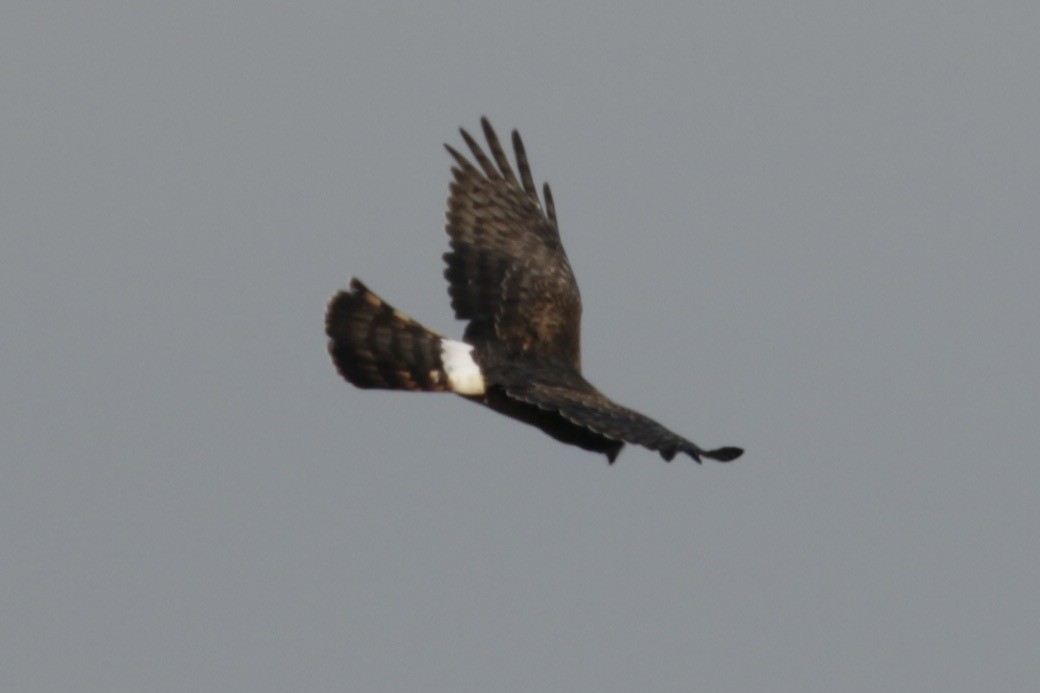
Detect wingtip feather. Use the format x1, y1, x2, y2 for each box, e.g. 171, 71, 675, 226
704, 446, 744, 462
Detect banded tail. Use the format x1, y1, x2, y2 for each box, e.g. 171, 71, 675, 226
325, 278, 485, 395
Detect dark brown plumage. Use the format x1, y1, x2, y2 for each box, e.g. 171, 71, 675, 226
326, 118, 743, 464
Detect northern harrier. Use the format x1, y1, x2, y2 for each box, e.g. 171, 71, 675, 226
325, 118, 743, 464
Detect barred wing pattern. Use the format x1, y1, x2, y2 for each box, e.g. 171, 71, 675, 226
444, 119, 582, 367
503, 382, 745, 464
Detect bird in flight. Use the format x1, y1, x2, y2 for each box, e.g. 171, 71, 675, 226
325, 118, 743, 464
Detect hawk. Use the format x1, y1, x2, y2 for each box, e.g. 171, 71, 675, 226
325, 118, 743, 464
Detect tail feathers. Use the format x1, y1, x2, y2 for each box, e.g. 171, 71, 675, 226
325, 278, 485, 394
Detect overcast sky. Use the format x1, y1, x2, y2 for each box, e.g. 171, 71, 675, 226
3, 3, 1038, 691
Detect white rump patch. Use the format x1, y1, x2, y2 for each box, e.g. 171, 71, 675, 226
440, 339, 486, 395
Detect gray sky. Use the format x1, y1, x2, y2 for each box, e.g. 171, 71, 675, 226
3, 3, 1038, 691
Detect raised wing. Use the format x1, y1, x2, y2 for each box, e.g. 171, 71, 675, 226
503, 381, 745, 463
443, 118, 583, 368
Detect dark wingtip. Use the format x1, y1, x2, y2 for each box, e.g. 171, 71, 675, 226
704, 446, 744, 462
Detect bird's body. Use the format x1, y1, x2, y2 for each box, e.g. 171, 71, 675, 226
325, 118, 743, 464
